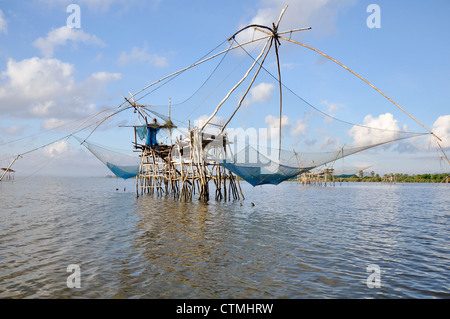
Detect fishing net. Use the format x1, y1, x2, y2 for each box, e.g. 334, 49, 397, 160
332, 166, 372, 178
75, 18, 436, 184
208, 133, 424, 186
75, 137, 140, 179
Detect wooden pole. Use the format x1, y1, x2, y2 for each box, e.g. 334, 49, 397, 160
0, 155, 20, 182
130, 35, 273, 102
273, 34, 283, 161
220, 38, 272, 133
277, 34, 441, 141
201, 37, 272, 130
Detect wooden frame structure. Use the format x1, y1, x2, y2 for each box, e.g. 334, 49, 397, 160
0, 155, 19, 182
0, 167, 15, 181
69, 5, 448, 202
298, 168, 335, 187
132, 121, 244, 201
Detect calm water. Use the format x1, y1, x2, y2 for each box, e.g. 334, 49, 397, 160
0, 177, 449, 299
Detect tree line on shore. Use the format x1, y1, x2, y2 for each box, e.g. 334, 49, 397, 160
338, 171, 450, 183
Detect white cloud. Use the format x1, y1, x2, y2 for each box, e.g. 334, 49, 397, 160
43, 140, 70, 158
0, 57, 74, 98
0, 125, 25, 136
41, 118, 75, 130
265, 114, 291, 141
0, 10, 7, 34
33, 26, 105, 58
430, 115, 450, 149
243, 82, 275, 107
348, 113, 406, 147
291, 113, 312, 145
320, 99, 343, 113
265, 114, 291, 128
319, 135, 341, 150
89, 72, 122, 82
291, 117, 308, 138
319, 100, 344, 123
38, 0, 149, 12
348, 114, 450, 154
0, 57, 121, 120
118, 46, 169, 67
194, 114, 225, 133
238, 0, 356, 42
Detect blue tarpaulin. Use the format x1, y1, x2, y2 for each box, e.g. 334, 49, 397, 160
145, 127, 160, 147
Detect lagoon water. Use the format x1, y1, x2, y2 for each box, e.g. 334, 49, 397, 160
0, 177, 449, 298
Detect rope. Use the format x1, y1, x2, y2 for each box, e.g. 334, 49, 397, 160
127, 36, 272, 104
273, 33, 450, 167
436, 141, 450, 166
0, 115, 113, 173
233, 37, 427, 136
220, 38, 273, 132
0, 117, 83, 147
275, 33, 441, 141
201, 37, 273, 130
136, 39, 231, 105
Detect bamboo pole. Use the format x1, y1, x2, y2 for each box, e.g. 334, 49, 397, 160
436, 141, 450, 167
220, 38, 272, 132
130, 36, 272, 103
264, 31, 442, 142
177, 143, 185, 200
0, 155, 20, 182
273, 34, 283, 160
201, 37, 272, 130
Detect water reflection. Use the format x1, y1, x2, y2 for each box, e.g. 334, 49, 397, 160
1, 178, 449, 298
129, 182, 450, 298
132, 197, 256, 298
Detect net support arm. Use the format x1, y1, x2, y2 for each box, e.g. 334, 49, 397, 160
0, 155, 20, 182
277, 34, 441, 142
201, 37, 272, 130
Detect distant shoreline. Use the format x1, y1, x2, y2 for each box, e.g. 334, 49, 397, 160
4, 173, 449, 184
290, 172, 450, 184
291, 180, 449, 184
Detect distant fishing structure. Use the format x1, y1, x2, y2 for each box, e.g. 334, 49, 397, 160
1, 6, 448, 200
0, 167, 16, 181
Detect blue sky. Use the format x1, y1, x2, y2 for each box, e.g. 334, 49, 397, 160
0, 0, 449, 178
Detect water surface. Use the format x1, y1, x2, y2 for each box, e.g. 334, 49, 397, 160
1, 177, 449, 298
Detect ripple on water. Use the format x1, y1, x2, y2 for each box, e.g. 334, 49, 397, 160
1, 179, 449, 298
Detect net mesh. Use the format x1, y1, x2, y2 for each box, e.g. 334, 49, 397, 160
74, 25, 434, 184
210, 133, 424, 186
75, 137, 139, 179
